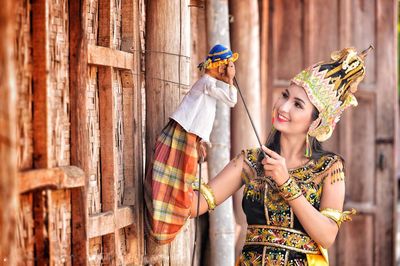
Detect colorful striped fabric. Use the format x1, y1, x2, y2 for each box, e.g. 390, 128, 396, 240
144, 119, 199, 244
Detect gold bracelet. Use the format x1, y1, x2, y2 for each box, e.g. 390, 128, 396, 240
277, 177, 302, 201
192, 181, 217, 211
320, 208, 356, 228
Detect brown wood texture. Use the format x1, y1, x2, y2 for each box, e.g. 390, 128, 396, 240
230, 0, 262, 259
69, 0, 90, 264
145, 1, 192, 265
31, 0, 48, 169
19, 166, 85, 193
15, 0, 33, 171
260, 0, 270, 140
77, 0, 144, 264
267, 0, 398, 265
230, 0, 262, 153
0, 0, 19, 264
18, 194, 35, 265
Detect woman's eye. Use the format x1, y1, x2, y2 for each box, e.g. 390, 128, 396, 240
282, 92, 288, 98
295, 102, 303, 109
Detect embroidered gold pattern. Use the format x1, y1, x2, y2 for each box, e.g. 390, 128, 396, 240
245, 225, 321, 254
278, 178, 303, 201
239, 148, 348, 265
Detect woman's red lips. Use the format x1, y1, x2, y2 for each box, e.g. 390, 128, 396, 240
276, 114, 289, 123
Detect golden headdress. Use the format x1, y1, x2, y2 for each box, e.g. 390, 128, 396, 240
291, 46, 373, 142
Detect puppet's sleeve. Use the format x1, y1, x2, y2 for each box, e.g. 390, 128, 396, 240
205, 81, 237, 107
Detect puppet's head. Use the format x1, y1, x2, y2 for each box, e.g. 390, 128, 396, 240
291, 45, 373, 142
198, 44, 239, 70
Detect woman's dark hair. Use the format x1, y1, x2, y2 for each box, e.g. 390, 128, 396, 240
262, 107, 335, 162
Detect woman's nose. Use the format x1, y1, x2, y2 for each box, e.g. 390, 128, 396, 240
279, 101, 291, 113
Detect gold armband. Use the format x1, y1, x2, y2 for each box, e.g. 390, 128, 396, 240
278, 177, 302, 201
192, 181, 217, 211
320, 208, 356, 228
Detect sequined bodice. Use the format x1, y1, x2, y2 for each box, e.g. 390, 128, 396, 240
239, 148, 341, 265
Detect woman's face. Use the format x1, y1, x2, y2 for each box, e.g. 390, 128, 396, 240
272, 83, 315, 136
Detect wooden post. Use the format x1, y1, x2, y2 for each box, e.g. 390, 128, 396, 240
145, 0, 192, 265
69, 0, 89, 264
230, 0, 262, 259
205, 1, 236, 265
0, 0, 18, 264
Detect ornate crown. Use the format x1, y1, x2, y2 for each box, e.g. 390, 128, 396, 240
291, 46, 373, 142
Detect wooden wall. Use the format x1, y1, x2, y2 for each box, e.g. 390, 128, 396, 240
13, 0, 145, 264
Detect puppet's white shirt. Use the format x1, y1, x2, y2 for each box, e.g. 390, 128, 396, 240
170, 74, 237, 143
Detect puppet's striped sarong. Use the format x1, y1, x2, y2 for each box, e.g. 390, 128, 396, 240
144, 119, 199, 244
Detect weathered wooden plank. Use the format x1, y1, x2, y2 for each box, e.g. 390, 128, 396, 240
69, 0, 89, 264
15, 0, 33, 171
97, 0, 119, 263
48, 189, 72, 265
33, 191, 48, 265
31, 0, 48, 169
260, 0, 270, 140
88, 45, 134, 69
88, 211, 114, 238
18, 194, 35, 265
47, 0, 71, 168
19, 166, 85, 193
87, 206, 135, 238
121, 1, 145, 264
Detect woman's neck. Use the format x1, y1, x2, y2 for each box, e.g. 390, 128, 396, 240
279, 133, 308, 167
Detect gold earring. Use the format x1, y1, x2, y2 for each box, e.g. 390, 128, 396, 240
305, 133, 312, 158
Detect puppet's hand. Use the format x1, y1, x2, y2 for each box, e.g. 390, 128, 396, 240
226, 61, 236, 79
221, 61, 235, 85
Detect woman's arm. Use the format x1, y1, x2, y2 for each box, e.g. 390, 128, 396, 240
287, 175, 344, 248
261, 146, 345, 249
190, 153, 248, 217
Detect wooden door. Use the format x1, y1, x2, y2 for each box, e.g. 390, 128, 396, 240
266, 0, 398, 265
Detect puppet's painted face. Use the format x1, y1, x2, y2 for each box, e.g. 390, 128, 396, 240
272, 83, 315, 136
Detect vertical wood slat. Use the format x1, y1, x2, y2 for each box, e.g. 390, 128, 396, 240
15, 0, 34, 171
69, 0, 89, 264
260, 0, 270, 140
31, 0, 48, 169
14, 1, 35, 264
97, 0, 120, 264
30, 2, 50, 264
375, 0, 397, 265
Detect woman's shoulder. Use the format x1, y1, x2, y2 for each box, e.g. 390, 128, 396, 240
313, 153, 344, 171
241, 148, 264, 177
312, 153, 345, 183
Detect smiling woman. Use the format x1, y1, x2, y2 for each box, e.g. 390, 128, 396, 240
189, 46, 372, 266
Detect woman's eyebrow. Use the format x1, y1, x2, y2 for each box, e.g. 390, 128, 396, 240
294, 97, 305, 105
287, 89, 306, 105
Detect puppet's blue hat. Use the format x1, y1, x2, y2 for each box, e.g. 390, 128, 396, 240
198, 44, 239, 70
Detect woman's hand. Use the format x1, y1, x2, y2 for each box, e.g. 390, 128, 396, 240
261, 146, 290, 186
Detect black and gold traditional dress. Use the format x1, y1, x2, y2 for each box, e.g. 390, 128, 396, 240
238, 148, 344, 266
